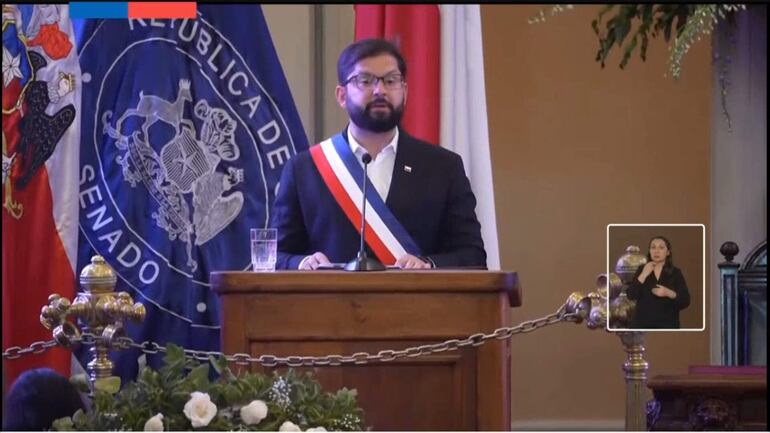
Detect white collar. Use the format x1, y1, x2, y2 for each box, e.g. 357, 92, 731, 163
347, 127, 399, 160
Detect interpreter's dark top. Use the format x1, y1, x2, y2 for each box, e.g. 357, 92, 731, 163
627, 265, 691, 329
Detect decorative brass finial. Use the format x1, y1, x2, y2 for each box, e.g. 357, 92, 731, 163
615, 245, 648, 284
561, 245, 648, 431
40, 255, 146, 389
79, 255, 118, 294
607, 245, 647, 328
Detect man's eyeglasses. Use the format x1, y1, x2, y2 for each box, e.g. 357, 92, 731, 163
344, 73, 405, 91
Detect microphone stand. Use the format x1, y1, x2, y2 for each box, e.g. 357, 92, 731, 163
345, 153, 386, 271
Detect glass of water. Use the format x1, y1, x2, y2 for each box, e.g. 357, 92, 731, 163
251, 228, 277, 272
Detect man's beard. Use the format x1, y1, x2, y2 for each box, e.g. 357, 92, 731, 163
347, 97, 405, 133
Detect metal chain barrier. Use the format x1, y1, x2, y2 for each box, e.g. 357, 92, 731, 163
3, 306, 579, 367
2, 339, 66, 359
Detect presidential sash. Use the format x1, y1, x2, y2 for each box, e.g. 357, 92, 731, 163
309, 133, 421, 264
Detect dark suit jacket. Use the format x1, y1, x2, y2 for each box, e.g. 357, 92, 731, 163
271, 129, 486, 269
627, 265, 691, 328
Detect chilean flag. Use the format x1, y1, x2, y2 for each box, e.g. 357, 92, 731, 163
2, 5, 81, 390
354, 5, 500, 270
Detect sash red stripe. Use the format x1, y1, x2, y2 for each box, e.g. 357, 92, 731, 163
310, 145, 396, 264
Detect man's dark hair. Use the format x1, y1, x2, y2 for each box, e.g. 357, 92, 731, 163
337, 38, 407, 85
2, 368, 86, 431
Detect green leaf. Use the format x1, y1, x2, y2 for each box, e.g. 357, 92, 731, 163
222, 385, 243, 406
52, 416, 74, 431
188, 363, 210, 388
69, 409, 89, 429
164, 343, 184, 363
661, 8, 676, 41
614, 24, 629, 48
94, 376, 121, 394
594, 4, 615, 28
620, 34, 638, 68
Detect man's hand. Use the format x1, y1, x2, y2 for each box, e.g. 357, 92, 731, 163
652, 284, 676, 299
299, 252, 331, 270
395, 254, 431, 269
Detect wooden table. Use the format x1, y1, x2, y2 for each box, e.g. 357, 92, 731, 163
647, 366, 767, 430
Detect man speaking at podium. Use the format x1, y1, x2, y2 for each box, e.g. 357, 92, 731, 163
271, 38, 486, 270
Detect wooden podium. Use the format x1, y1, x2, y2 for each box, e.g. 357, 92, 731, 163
211, 270, 520, 431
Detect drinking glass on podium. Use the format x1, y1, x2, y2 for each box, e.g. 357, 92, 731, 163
251, 228, 277, 272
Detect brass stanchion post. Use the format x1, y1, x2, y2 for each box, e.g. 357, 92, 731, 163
564, 245, 649, 431
40, 255, 146, 389
619, 331, 648, 431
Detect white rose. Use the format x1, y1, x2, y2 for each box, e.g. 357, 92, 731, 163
307, 427, 327, 432
143, 413, 164, 431
183, 392, 218, 428
279, 420, 302, 431
240, 399, 268, 425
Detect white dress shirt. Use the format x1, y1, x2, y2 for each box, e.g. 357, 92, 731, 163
347, 127, 399, 202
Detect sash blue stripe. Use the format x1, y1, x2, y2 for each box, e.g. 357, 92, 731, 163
330, 133, 421, 256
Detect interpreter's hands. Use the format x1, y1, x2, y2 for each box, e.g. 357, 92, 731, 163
299, 252, 331, 270
638, 261, 657, 282
395, 254, 431, 269
652, 284, 676, 299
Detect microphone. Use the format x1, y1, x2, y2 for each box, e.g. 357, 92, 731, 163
345, 153, 386, 271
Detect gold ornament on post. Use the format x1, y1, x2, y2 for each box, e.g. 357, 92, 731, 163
610, 245, 649, 431
611, 245, 647, 328
561, 245, 649, 431
40, 255, 145, 390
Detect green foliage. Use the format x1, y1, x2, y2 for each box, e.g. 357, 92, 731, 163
531, 4, 746, 80
590, 4, 746, 78
53, 344, 365, 431
591, 4, 695, 70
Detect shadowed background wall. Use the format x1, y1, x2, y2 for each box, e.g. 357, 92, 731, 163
481, 5, 711, 427
264, 4, 717, 428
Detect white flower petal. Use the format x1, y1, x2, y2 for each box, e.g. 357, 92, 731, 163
143, 413, 164, 431
240, 399, 269, 425
183, 392, 217, 428
279, 420, 302, 432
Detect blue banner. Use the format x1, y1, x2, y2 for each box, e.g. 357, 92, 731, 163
74, 6, 308, 380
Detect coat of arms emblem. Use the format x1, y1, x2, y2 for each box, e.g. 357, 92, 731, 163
102, 79, 244, 272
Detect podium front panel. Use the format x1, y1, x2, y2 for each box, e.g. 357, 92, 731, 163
212, 270, 519, 431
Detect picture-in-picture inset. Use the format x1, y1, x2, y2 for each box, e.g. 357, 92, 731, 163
607, 224, 705, 332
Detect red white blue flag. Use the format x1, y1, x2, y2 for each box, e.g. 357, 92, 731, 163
2, 4, 81, 389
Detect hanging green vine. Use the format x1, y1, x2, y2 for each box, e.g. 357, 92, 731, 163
532, 4, 746, 78
529, 4, 748, 132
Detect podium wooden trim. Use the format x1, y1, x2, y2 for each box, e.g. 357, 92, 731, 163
212, 270, 520, 431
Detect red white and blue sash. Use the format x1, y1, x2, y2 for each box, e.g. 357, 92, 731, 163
309, 133, 421, 265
